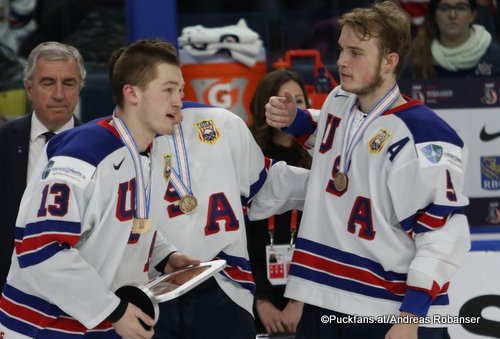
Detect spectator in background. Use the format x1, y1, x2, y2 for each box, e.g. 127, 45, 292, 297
18, 0, 125, 64
0, 0, 37, 83
399, 0, 497, 37
0, 0, 37, 54
0, 41, 85, 293
402, 0, 500, 78
246, 69, 312, 335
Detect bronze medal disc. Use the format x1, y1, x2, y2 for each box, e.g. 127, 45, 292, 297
333, 172, 348, 192
132, 218, 152, 234
179, 195, 198, 214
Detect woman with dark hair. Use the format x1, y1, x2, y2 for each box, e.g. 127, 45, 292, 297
250, 69, 312, 168
246, 69, 312, 335
403, 0, 500, 78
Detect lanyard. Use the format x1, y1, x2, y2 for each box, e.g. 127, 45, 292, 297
267, 209, 299, 248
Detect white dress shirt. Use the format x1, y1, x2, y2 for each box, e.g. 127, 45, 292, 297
27, 113, 75, 182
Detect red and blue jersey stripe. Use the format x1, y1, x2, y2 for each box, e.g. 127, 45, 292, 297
0, 284, 117, 338
15, 220, 81, 268
289, 237, 449, 305
216, 251, 255, 294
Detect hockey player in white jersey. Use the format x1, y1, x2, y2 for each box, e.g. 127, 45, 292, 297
152, 101, 309, 339
0, 39, 199, 339
265, 2, 470, 339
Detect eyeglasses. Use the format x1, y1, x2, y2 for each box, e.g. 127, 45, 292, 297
436, 3, 471, 13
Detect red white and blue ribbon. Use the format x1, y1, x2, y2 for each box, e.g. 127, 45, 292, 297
339, 83, 400, 175
169, 124, 194, 199
113, 114, 152, 219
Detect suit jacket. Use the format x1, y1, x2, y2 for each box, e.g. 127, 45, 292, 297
0, 114, 81, 292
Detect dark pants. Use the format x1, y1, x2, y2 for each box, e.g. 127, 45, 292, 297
153, 278, 255, 339
295, 304, 451, 339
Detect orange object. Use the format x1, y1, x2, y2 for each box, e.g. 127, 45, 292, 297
273, 50, 338, 108
181, 51, 266, 126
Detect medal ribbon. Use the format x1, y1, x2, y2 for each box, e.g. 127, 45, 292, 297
339, 83, 400, 174
112, 114, 152, 219
169, 124, 194, 199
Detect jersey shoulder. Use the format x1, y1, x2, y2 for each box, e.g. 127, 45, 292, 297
181, 101, 246, 129
182, 101, 243, 119
47, 117, 124, 166
389, 102, 464, 147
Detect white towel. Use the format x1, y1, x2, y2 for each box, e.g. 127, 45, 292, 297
179, 19, 262, 67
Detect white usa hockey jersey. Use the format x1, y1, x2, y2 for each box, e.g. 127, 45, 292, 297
284, 86, 470, 320
154, 102, 309, 316
0, 118, 176, 337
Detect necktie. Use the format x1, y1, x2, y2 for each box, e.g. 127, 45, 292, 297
42, 131, 55, 144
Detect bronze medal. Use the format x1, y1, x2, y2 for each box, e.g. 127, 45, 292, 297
179, 195, 198, 214
132, 218, 152, 234
333, 172, 348, 192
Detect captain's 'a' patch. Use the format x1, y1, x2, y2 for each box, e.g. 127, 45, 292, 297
195, 119, 220, 144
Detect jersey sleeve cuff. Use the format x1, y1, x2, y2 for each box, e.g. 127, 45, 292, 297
154, 251, 178, 273
283, 108, 314, 136
399, 288, 433, 317
106, 298, 128, 323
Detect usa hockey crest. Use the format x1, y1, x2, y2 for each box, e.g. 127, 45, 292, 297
196, 119, 220, 144
164, 154, 172, 182
368, 129, 390, 154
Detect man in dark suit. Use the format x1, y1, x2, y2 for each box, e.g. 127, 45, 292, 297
0, 41, 86, 292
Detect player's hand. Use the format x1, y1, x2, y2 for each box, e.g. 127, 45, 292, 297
112, 302, 155, 339
255, 299, 286, 334
384, 312, 418, 339
164, 252, 200, 273
265, 91, 297, 128
281, 299, 303, 333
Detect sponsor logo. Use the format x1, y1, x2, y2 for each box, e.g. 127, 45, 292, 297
196, 119, 220, 144
41, 160, 55, 180
420, 144, 443, 164
368, 128, 391, 154
192, 78, 248, 121
486, 201, 500, 224
113, 157, 125, 170
476, 62, 493, 77
480, 156, 500, 190
480, 83, 497, 105
480, 126, 500, 142
411, 84, 425, 103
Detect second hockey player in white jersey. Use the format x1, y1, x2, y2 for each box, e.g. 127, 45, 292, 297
265, 3, 470, 339
153, 101, 309, 338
